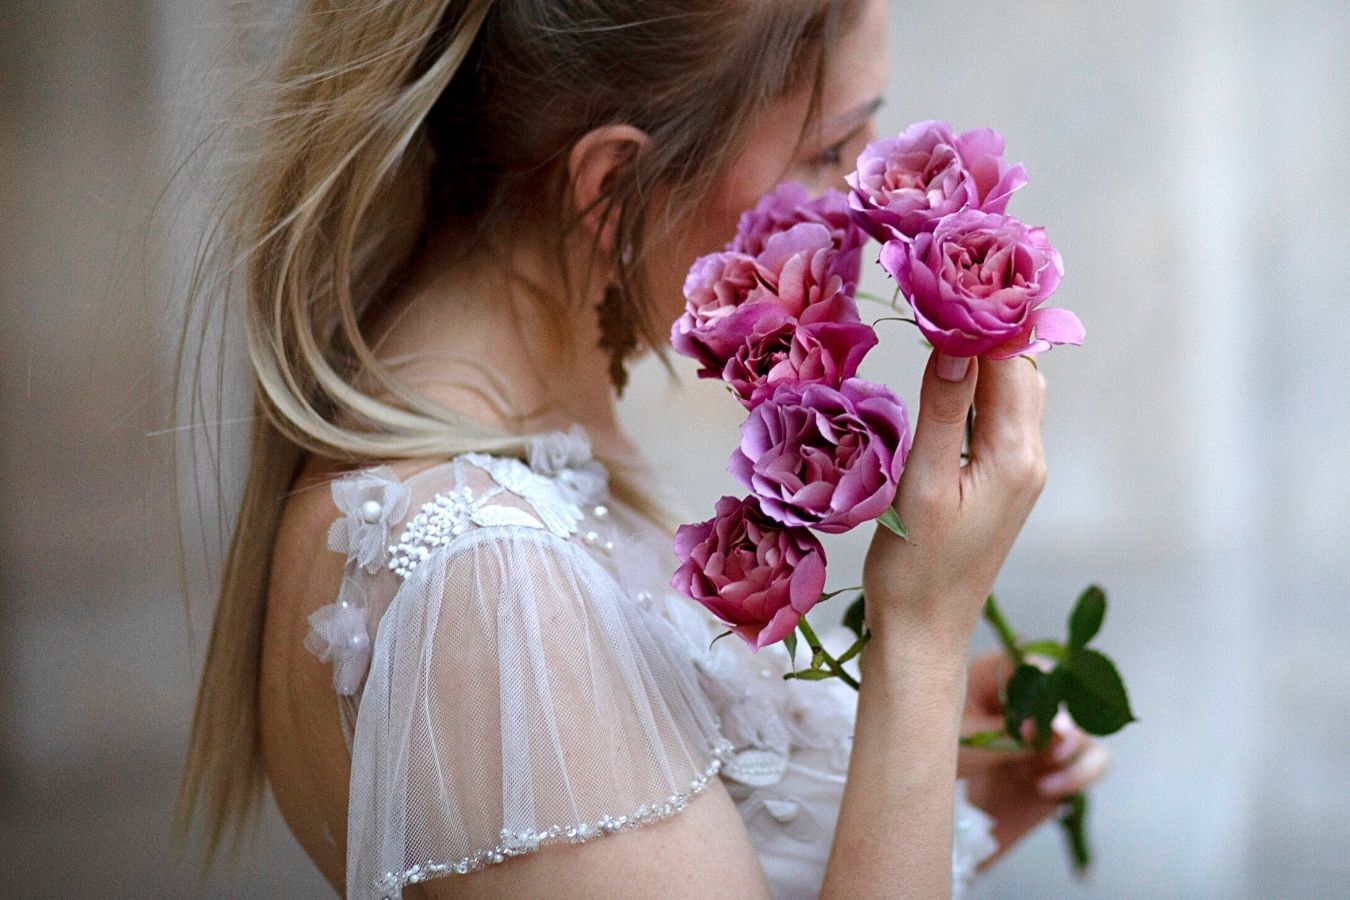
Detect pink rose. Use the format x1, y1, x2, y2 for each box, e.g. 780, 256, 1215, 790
847, 120, 1028, 241
729, 182, 866, 292
671, 494, 828, 650
720, 294, 878, 409
671, 222, 856, 371
729, 378, 912, 534
880, 208, 1082, 358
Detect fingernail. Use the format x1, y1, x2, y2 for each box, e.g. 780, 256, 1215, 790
936, 352, 970, 382
1037, 772, 1068, 796
1052, 729, 1081, 763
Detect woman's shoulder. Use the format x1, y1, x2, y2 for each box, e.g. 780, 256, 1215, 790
316, 427, 612, 572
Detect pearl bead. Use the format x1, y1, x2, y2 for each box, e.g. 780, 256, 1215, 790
592, 504, 609, 519
359, 499, 384, 523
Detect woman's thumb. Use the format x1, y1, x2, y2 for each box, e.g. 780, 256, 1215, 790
905, 350, 977, 484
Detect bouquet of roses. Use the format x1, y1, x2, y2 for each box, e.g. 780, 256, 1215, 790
669, 121, 1135, 875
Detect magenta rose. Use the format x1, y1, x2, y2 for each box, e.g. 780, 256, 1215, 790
671, 494, 828, 650
846, 120, 1028, 241
880, 208, 1082, 358
720, 294, 878, 408
671, 222, 857, 371
729, 182, 866, 292
728, 378, 911, 534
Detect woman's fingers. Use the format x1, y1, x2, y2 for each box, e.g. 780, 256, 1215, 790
970, 354, 1046, 472
901, 349, 978, 491
1037, 740, 1112, 798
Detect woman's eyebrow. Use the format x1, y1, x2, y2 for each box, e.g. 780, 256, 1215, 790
825, 95, 885, 133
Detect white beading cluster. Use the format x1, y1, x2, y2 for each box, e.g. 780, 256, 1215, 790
385, 486, 490, 579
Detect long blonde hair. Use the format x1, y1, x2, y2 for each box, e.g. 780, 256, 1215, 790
173, 0, 860, 870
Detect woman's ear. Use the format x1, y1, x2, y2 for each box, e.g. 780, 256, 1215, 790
568, 124, 649, 254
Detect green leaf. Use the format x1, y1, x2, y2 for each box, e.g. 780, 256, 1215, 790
1068, 585, 1107, 650
959, 730, 1022, 751
842, 594, 866, 639
1004, 663, 1048, 745
877, 507, 907, 539
1063, 648, 1137, 736
784, 668, 836, 681
1032, 667, 1067, 751
818, 585, 864, 602
783, 631, 798, 668
811, 648, 826, 669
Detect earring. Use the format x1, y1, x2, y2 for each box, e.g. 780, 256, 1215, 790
596, 277, 639, 395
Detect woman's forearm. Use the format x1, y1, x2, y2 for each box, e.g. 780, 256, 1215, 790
821, 627, 970, 899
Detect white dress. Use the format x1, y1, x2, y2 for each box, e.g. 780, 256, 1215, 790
302, 428, 998, 899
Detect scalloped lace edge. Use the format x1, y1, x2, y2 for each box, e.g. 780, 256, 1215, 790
371, 739, 737, 898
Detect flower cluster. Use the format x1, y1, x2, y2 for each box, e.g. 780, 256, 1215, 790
667, 127, 1122, 878
849, 120, 1083, 359
669, 185, 910, 649
669, 122, 1085, 652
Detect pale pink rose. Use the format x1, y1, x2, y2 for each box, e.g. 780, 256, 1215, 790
729, 182, 866, 292
671, 222, 857, 372
847, 120, 1028, 241
881, 208, 1082, 358
671, 494, 828, 650
720, 294, 878, 409
729, 378, 911, 534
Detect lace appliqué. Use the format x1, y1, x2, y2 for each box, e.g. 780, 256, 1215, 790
307, 466, 410, 702
306, 434, 611, 703
302, 567, 372, 697
386, 452, 597, 580
373, 738, 736, 899
326, 465, 411, 574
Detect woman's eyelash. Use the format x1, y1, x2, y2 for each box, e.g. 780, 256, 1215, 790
815, 141, 846, 167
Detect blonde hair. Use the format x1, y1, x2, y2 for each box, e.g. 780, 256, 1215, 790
173, 0, 860, 871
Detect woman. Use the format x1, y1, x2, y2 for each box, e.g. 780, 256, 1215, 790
174, 0, 1111, 897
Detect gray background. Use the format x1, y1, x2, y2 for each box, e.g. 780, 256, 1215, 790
2, 1, 1347, 897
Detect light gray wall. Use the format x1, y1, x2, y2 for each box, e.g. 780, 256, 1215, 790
1, 1, 1346, 897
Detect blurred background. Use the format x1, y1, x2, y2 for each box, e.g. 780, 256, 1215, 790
2, 0, 1347, 897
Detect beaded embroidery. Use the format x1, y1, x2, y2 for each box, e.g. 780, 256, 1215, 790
373, 738, 736, 898
384, 454, 594, 580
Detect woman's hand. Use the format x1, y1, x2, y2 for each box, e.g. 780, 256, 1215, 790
862, 350, 1047, 646
958, 650, 1113, 872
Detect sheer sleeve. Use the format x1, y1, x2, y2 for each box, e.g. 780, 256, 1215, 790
344, 506, 734, 898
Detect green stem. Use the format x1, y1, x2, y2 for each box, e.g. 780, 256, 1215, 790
983, 594, 1025, 665
796, 617, 861, 690
1061, 792, 1091, 875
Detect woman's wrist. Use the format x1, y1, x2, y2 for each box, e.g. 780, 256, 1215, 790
860, 625, 969, 694
864, 598, 978, 666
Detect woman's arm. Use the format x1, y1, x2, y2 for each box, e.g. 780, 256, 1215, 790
822, 349, 1048, 898
421, 350, 1043, 899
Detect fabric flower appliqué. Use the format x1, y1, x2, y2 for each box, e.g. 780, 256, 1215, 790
327, 465, 411, 574
303, 567, 372, 696
525, 425, 609, 507
525, 424, 592, 475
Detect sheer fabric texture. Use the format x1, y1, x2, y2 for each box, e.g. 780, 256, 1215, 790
304, 427, 998, 899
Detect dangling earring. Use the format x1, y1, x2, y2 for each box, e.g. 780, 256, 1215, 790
597, 278, 638, 395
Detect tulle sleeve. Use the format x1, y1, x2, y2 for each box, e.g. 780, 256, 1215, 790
344, 517, 734, 899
